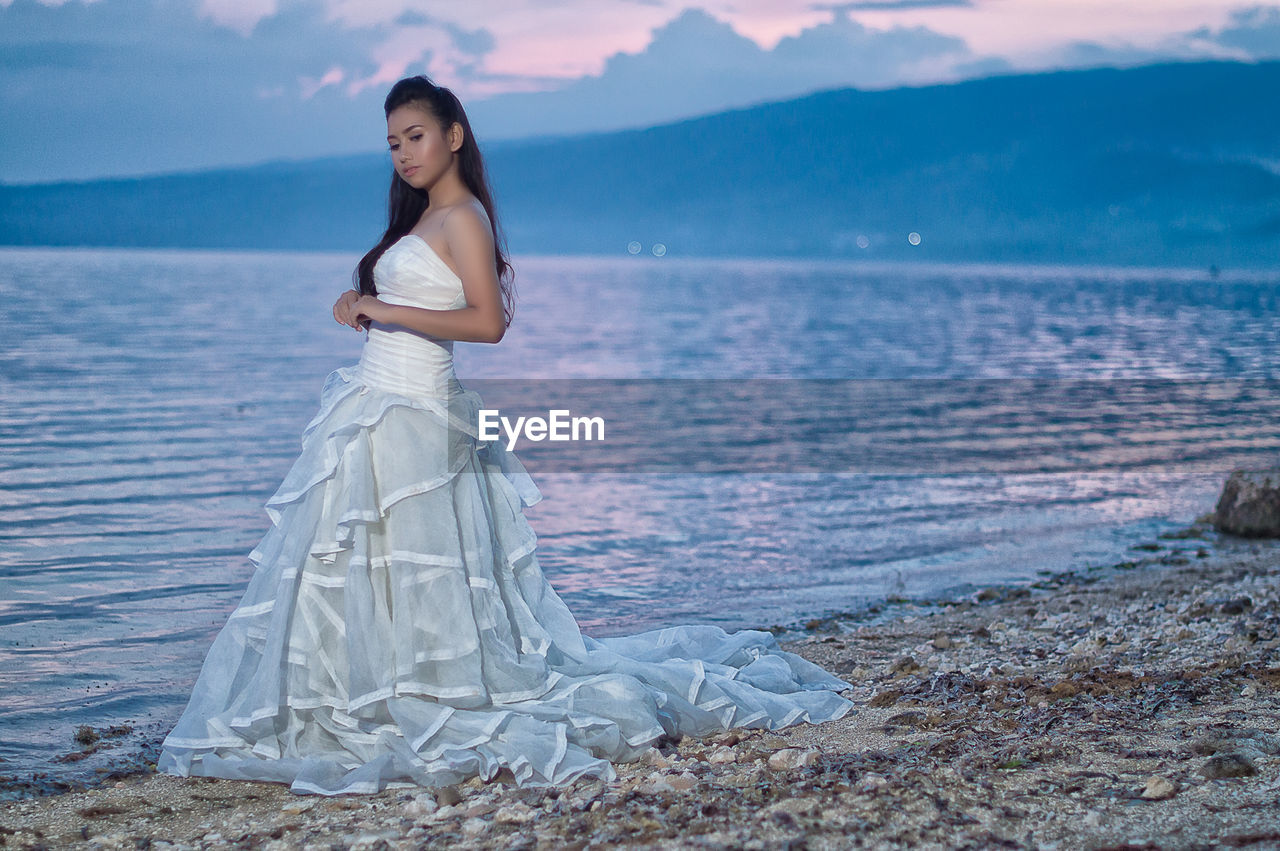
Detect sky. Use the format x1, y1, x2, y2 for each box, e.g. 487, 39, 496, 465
2, 0, 1278, 183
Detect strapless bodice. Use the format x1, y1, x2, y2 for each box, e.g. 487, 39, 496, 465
357, 234, 468, 398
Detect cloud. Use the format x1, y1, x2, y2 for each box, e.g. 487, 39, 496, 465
950, 55, 1016, 77
299, 65, 345, 99
0, 0, 1017, 181
464, 6, 986, 139
195, 0, 279, 38
771, 8, 972, 87
1035, 4, 1280, 71
339, 11, 499, 98
815, 0, 975, 9
1185, 4, 1280, 59
0, 0, 394, 181
4, 0, 1268, 184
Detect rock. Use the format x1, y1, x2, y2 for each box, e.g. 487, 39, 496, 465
1213, 468, 1280, 537
855, 772, 888, 793
767, 747, 820, 770
668, 771, 699, 790
762, 798, 815, 821
623, 815, 665, 834
707, 745, 737, 764
932, 633, 953, 649
1220, 596, 1253, 615
1238, 728, 1280, 755
889, 655, 920, 674
670, 767, 701, 788
1190, 735, 1229, 755
639, 747, 670, 769
400, 793, 438, 819
1049, 680, 1079, 699
1190, 735, 1267, 761
460, 816, 491, 836
868, 688, 903, 707
324, 797, 364, 811
805, 616, 841, 633
574, 778, 607, 800
883, 710, 929, 730
1069, 636, 1101, 656
638, 774, 676, 794
494, 802, 536, 824
1140, 775, 1177, 800
1200, 753, 1257, 779
430, 804, 460, 820
435, 785, 463, 807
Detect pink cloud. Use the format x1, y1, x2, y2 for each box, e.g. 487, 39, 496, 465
299, 64, 344, 99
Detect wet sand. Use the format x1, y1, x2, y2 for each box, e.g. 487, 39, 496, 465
3, 517, 1278, 849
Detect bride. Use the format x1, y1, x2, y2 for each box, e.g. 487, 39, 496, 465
156, 74, 855, 797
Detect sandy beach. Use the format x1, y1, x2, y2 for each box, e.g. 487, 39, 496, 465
2, 514, 1278, 850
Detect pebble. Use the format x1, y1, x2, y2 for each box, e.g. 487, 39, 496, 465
3, 527, 1276, 851
429, 803, 459, 821
767, 747, 820, 770
460, 816, 491, 836
707, 745, 737, 764
399, 793, 437, 819
639, 746, 670, 768
669, 771, 699, 790
1140, 775, 1177, 800
856, 772, 888, 793
1200, 753, 1258, 779
493, 802, 536, 824
464, 801, 495, 818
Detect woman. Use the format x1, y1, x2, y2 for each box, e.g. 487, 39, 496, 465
157, 74, 855, 797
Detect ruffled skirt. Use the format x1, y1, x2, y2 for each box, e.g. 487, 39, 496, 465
156, 365, 855, 795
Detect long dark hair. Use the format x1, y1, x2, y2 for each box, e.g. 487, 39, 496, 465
352, 75, 515, 328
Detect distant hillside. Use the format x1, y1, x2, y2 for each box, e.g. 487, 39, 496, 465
2, 59, 1278, 269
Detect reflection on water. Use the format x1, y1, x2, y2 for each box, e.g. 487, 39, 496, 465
1, 245, 1277, 797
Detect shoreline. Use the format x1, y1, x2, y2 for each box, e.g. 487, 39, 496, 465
2, 518, 1278, 849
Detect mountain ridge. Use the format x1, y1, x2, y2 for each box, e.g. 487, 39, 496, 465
3, 59, 1277, 268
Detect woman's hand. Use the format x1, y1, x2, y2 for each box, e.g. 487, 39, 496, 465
333, 290, 364, 330
349, 295, 385, 329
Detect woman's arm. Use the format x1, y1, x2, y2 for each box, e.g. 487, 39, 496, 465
363, 302, 504, 343
352, 205, 506, 343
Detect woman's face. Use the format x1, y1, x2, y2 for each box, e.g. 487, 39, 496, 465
387, 104, 456, 188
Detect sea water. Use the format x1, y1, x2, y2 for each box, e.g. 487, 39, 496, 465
0, 245, 1277, 796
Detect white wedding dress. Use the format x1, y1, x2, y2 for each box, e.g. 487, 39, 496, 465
156, 233, 855, 796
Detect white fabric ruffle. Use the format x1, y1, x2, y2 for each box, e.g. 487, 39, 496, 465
157, 364, 855, 796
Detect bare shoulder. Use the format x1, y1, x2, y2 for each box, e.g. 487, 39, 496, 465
443, 199, 493, 244
439, 200, 497, 286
